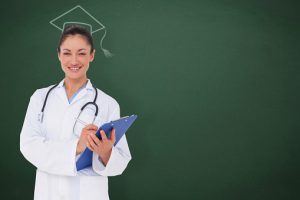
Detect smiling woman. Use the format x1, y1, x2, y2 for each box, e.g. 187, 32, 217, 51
20, 25, 132, 200
57, 26, 95, 97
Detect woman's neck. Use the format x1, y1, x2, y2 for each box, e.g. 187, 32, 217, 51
64, 77, 88, 94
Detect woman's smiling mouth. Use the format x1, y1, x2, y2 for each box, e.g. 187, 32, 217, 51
68, 66, 82, 72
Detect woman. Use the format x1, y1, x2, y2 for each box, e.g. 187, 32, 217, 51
20, 25, 131, 200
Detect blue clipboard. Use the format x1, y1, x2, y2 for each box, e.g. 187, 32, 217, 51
76, 114, 137, 171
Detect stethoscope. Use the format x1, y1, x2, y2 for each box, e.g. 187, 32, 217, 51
38, 83, 99, 132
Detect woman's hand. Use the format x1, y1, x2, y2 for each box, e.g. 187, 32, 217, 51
76, 124, 98, 155
86, 129, 116, 166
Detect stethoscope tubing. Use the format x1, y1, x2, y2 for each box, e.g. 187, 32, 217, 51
39, 83, 99, 123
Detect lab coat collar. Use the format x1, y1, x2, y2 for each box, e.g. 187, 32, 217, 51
55, 79, 95, 105
56, 79, 94, 91
85, 79, 94, 91
56, 79, 64, 88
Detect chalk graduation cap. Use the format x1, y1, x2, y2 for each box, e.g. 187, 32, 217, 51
50, 5, 113, 58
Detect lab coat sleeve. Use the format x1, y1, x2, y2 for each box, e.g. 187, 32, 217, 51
20, 90, 78, 176
92, 102, 132, 176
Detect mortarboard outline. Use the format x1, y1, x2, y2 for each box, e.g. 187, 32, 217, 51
50, 5, 113, 58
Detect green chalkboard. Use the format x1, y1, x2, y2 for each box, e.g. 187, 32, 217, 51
0, 0, 299, 199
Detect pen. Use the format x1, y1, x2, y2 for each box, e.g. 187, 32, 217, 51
75, 118, 88, 126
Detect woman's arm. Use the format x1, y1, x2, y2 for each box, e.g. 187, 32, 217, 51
20, 90, 78, 176
92, 102, 132, 176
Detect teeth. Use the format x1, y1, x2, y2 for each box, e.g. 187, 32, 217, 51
70, 67, 79, 70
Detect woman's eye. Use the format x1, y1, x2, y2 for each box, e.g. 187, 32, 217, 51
79, 53, 86, 56
63, 53, 71, 55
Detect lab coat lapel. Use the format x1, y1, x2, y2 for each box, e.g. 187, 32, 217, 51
55, 80, 69, 105
70, 89, 89, 104
69, 79, 94, 105
53, 79, 94, 105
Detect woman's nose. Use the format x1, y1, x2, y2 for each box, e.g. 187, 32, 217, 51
71, 55, 79, 65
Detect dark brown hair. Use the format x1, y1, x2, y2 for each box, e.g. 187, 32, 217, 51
57, 24, 94, 53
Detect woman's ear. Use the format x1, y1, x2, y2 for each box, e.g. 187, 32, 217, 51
90, 49, 95, 62
57, 51, 61, 62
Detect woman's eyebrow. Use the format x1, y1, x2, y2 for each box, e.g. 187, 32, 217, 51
62, 49, 87, 52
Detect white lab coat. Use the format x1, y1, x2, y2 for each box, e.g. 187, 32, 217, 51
20, 79, 131, 200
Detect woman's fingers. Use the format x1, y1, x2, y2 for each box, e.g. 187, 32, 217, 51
84, 127, 116, 155
111, 129, 116, 143
87, 130, 97, 135
81, 124, 98, 137
100, 129, 116, 141
86, 141, 93, 151
100, 130, 108, 141
87, 135, 97, 149
86, 129, 115, 152
100, 129, 116, 144
84, 124, 98, 131
90, 133, 101, 145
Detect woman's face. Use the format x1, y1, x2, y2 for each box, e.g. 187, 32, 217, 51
58, 34, 95, 81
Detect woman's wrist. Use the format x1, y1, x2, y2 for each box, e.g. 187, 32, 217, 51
76, 142, 84, 155
98, 149, 112, 166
